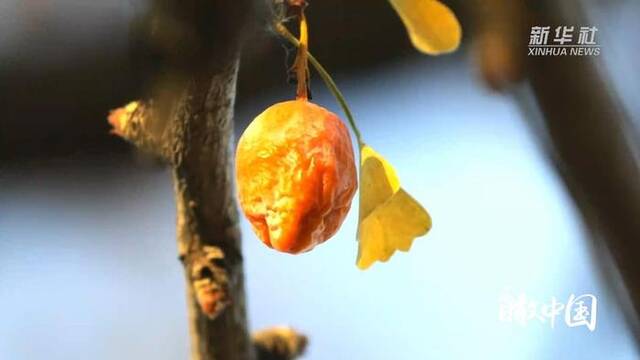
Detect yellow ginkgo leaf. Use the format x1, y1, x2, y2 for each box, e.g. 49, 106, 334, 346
357, 145, 432, 270
388, 0, 462, 55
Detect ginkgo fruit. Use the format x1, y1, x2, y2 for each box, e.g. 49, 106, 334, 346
236, 99, 357, 254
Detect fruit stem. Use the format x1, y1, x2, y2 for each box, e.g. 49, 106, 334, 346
294, 12, 309, 100
276, 22, 365, 148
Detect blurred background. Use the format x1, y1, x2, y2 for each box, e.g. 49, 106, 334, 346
1, 0, 639, 359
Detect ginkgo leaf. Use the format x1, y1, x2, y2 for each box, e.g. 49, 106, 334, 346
357, 145, 432, 270
388, 0, 462, 55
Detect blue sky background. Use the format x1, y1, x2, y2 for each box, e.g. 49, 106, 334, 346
2, 0, 640, 357
2, 50, 638, 359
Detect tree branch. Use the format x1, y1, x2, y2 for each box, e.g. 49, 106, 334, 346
109, 0, 307, 359
253, 327, 308, 360
108, 100, 171, 160
171, 58, 253, 360
525, 2, 640, 338
469, 0, 640, 340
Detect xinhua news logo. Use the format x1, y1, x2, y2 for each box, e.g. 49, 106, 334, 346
528, 26, 600, 56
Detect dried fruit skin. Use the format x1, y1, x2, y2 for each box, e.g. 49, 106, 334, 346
236, 99, 357, 254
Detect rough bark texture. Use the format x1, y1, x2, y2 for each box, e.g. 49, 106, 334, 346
148, 1, 255, 358
110, 1, 308, 359
171, 60, 253, 360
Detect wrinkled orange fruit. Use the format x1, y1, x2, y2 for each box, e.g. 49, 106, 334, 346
236, 99, 357, 254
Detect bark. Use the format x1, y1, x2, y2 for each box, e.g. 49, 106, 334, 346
111, 0, 307, 359
171, 58, 252, 360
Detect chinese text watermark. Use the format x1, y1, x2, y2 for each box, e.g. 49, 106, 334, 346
528, 26, 600, 56
499, 292, 597, 331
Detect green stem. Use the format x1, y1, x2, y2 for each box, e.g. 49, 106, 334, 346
276, 23, 365, 148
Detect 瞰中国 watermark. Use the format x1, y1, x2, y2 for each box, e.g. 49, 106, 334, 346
499, 292, 597, 331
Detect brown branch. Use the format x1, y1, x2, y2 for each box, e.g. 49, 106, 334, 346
524, 1, 640, 337
469, 0, 640, 341
253, 327, 308, 360
468, 0, 526, 91
108, 100, 172, 159
170, 58, 255, 360
109, 0, 308, 359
